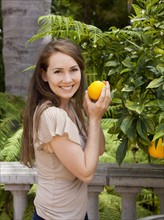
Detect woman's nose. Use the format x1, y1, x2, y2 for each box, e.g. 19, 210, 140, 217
63, 73, 72, 82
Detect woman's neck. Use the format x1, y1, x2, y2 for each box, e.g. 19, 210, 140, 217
60, 99, 70, 111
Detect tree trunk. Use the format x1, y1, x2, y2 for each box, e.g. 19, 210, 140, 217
1, 0, 52, 97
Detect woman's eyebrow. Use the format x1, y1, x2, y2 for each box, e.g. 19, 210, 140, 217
52, 67, 63, 70
70, 65, 78, 68
51, 65, 78, 70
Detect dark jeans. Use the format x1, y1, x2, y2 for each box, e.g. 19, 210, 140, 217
32, 209, 89, 220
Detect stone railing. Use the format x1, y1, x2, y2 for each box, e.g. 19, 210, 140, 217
0, 162, 164, 220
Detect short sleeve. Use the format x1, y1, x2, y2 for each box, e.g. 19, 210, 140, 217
36, 107, 81, 148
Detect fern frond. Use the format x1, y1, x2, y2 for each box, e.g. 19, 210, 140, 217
0, 92, 25, 156
99, 191, 121, 220
22, 65, 36, 73
0, 185, 13, 219
0, 116, 18, 146
0, 128, 23, 161
27, 15, 102, 46
0, 92, 25, 120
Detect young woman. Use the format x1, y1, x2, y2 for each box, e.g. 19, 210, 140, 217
21, 38, 111, 220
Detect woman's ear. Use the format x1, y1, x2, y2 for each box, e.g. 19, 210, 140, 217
41, 70, 48, 82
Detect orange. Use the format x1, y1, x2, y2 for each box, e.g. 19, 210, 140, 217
88, 81, 105, 100
148, 138, 164, 159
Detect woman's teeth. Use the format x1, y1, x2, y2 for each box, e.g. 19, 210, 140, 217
61, 86, 73, 90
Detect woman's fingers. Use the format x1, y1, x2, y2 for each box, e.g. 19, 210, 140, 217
83, 91, 90, 115
97, 81, 112, 108
106, 83, 112, 106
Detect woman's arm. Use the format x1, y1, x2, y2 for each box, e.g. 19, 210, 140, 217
99, 126, 105, 155
49, 118, 102, 183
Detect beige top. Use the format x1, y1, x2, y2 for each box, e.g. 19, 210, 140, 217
33, 103, 88, 220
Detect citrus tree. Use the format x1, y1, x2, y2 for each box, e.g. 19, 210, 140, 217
28, 0, 164, 164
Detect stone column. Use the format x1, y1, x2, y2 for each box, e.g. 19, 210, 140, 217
154, 188, 164, 214
116, 186, 141, 220
87, 185, 104, 220
5, 184, 30, 220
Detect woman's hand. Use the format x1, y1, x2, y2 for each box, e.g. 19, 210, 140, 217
83, 81, 112, 120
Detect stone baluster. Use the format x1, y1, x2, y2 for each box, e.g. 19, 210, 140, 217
87, 185, 104, 220
116, 186, 141, 220
5, 184, 30, 220
154, 188, 164, 214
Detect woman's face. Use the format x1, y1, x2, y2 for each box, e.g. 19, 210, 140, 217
42, 52, 81, 104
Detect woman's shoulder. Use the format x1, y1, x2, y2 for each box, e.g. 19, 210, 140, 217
34, 101, 81, 145
33, 101, 68, 132
37, 101, 67, 118
41, 107, 67, 123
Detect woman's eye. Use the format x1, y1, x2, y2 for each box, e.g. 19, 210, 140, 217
71, 68, 78, 72
54, 70, 61, 74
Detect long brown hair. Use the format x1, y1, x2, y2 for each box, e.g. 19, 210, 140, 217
21, 38, 87, 167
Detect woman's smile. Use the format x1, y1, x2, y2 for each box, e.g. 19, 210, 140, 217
60, 85, 74, 91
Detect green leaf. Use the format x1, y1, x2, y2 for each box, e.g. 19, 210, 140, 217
138, 136, 150, 148
116, 138, 128, 165
153, 132, 164, 141
105, 61, 119, 67
136, 118, 151, 145
111, 98, 122, 104
156, 63, 164, 74
127, 119, 137, 140
122, 85, 134, 92
159, 112, 164, 123
108, 68, 117, 76
141, 117, 155, 134
120, 115, 135, 135
145, 100, 164, 111
122, 59, 135, 69
146, 76, 164, 88
108, 125, 120, 135
120, 68, 131, 74
155, 123, 164, 133
125, 101, 144, 114
134, 77, 145, 88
